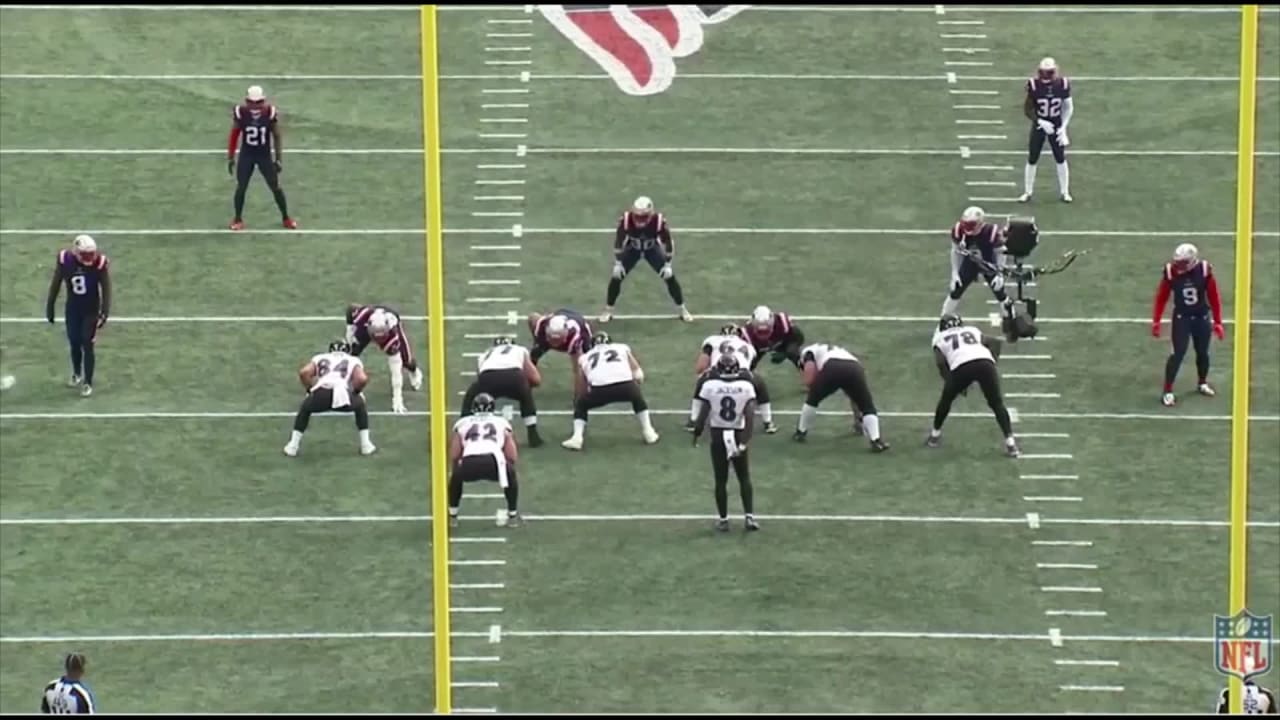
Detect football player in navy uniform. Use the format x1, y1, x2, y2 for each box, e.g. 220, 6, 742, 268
1152, 243, 1225, 407
939, 206, 1016, 322
227, 85, 297, 231
344, 303, 422, 414
599, 196, 693, 324
744, 305, 805, 368
1018, 57, 1073, 203
45, 235, 111, 397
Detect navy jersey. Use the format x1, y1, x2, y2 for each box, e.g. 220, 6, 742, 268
614, 211, 674, 255
533, 309, 592, 355
1167, 261, 1212, 316
232, 102, 278, 155
951, 221, 1003, 264
55, 250, 109, 311
1026, 76, 1072, 127
41, 677, 95, 714
743, 312, 795, 353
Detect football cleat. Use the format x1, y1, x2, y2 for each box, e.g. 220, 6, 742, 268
679, 306, 694, 323
409, 367, 424, 392
283, 217, 299, 230
1005, 439, 1021, 458
599, 307, 614, 323
448, 514, 460, 529
505, 512, 523, 528
792, 429, 808, 443
1198, 383, 1216, 397
229, 219, 245, 231
926, 433, 942, 449
283, 442, 299, 457
561, 436, 584, 451
527, 427, 544, 448
360, 441, 378, 456
67, 374, 82, 388
763, 421, 778, 435
80, 384, 93, 398
1060, 193, 1073, 204
684, 419, 697, 433
745, 516, 761, 532
1018, 192, 1033, 203
1162, 392, 1177, 407
642, 428, 660, 445
870, 438, 891, 453
714, 518, 730, 533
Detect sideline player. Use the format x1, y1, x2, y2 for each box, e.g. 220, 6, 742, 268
928, 315, 1020, 457
45, 234, 111, 397
41, 653, 95, 714
227, 85, 297, 230
284, 340, 376, 457
562, 332, 659, 450
793, 342, 889, 452
1018, 57, 1073, 203
345, 304, 423, 414
461, 337, 544, 447
1151, 242, 1224, 407
449, 393, 522, 528
692, 353, 759, 532
600, 196, 693, 323
940, 206, 1015, 323
687, 323, 776, 434
744, 305, 805, 368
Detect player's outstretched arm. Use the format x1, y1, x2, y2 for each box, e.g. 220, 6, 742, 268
448, 431, 463, 466
298, 362, 316, 390
1151, 273, 1173, 337
800, 360, 818, 389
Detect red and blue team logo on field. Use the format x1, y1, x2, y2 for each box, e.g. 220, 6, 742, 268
1215, 610, 1273, 680
540, 5, 749, 96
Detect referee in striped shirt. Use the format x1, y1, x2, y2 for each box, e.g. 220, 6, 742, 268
41, 653, 96, 714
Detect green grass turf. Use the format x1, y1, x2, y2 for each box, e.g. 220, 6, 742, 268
1, 4, 1278, 714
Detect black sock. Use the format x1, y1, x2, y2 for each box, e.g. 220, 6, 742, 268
739, 478, 754, 515
82, 346, 95, 385
504, 478, 519, 513
233, 183, 248, 220
69, 342, 83, 376
1164, 353, 1183, 391
449, 475, 463, 509
606, 278, 623, 305
994, 405, 1013, 437
714, 480, 729, 519
271, 186, 290, 218
1195, 353, 1210, 384
354, 400, 370, 430
665, 276, 685, 305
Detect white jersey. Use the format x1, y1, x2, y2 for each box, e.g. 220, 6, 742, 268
702, 334, 756, 368
697, 375, 757, 430
477, 343, 529, 373
308, 351, 364, 391
452, 414, 513, 458
579, 342, 636, 387
932, 324, 995, 370
799, 343, 858, 372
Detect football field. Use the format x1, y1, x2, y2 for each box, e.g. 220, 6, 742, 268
2, 3, 1280, 713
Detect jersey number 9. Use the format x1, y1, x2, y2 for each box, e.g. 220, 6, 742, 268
1181, 286, 1199, 305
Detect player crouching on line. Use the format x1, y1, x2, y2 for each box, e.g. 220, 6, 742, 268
692, 354, 759, 532
461, 337, 544, 448
688, 323, 777, 434
744, 305, 805, 368
928, 315, 1019, 458
450, 393, 522, 528
345, 304, 423, 414
794, 342, 889, 452
285, 340, 376, 457
562, 332, 659, 450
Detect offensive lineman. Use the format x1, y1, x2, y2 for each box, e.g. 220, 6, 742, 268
600, 196, 694, 323
345, 304, 423, 414
284, 340, 377, 457
461, 337, 545, 447
692, 353, 760, 532
928, 315, 1020, 457
45, 234, 111, 397
1151, 243, 1225, 407
227, 85, 298, 230
686, 324, 777, 434
1019, 57, 1073, 203
449, 393, 522, 528
562, 332, 660, 450
793, 342, 890, 452
940, 206, 1017, 324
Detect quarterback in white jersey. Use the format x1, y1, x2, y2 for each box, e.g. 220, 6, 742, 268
928, 315, 1019, 457
460, 337, 544, 447
562, 332, 659, 450
449, 392, 521, 527
691, 353, 760, 532
688, 324, 776, 433
794, 342, 889, 451
285, 340, 376, 457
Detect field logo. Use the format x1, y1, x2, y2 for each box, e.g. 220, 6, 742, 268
539, 5, 750, 96
1215, 610, 1273, 680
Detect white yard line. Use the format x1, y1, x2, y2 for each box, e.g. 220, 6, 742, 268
4, 72, 1276, 81
3, 314, 1276, 325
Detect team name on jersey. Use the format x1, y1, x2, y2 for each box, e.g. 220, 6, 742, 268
453, 415, 512, 457
697, 376, 756, 430
579, 342, 635, 386
478, 343, 529, 373
800, 343, 857, 371
932, 325, 994, 370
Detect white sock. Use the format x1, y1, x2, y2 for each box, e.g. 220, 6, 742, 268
930, 427, 942, 438
572, 418, 587, 439
1024, 162, 1037, 194
941, 296, 960, 317
289, 430, 303, 446
861, 414, 881, 442
798, 404, 818, 432
1006, 435, 1018, 446
523, 415, 538, 427
636, 410, 654, 433
449, 506, 459, 516
689, 398, 701, 422
359, 429, 371, 444
759, 402, 773, 424
1056, 161, 1070, 195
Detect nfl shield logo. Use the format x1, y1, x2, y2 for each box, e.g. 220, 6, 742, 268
1215, 610, 1273, 680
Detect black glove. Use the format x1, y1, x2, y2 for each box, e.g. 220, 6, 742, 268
45, 305, 55, 324
274, 160, 283, 174
227, 158, 234, 176
770, 351, 787, 365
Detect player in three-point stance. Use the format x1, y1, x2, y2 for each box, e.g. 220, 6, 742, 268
345, 303, 423, 414
562, 332, 659, 451
527, 307, 593, 390
686, 323, 777, 434
227, 85, 297, 230
744, 305, 806, 368
1151, 243, 1224, 407
1019, 57, 1073, 203
449, 393, 522, 528
45, 234, 111, 398
284, 340, 377, 457
940, 206, 1017, 325
793, 342, 889, 451
928, 314, 1020, 458
599, 196, 694, 324
460, 337, 544, 447
692, 353, 760, 533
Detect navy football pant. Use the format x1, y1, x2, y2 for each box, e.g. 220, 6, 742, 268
234, 153, 290, 221
606, 245, 685, 306
1027, 126, 1067, 165
65, 307, 98, 385
1165, 315, 1212, 391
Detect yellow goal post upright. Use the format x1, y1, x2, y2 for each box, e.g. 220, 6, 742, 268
1228, 4, 1259, 715
420, 4, 453, 714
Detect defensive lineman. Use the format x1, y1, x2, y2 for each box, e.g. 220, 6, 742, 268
45, 234, 111, 397
449, 393, 522, 528
600, 196, 694, 323
284, 340, 377, 457
692, 353, 760, 532
928, 315, 1020, 457
1151, 243, 1224, 407
1019, 57, 1073, 203
562, 332, 660, 450
345, 304, 423, 414
461, 337, 544, 447
41, 653, 95, 714
687, 324, 777, 434
793, 342, 890, 452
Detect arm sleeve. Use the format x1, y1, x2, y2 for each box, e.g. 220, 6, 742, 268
1152, 274, 1172, 324
1205, 270, 1224, 325
613, 218, 626, 254
1060, 96, 1074, 128
659, 218, 674, 257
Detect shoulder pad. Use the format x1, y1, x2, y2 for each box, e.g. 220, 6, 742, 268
96, 255, 109, 270
1026, 77, 1035, 92
1201, 260, 1212, 276
232, 104, 242, 120
270, 105, 279, 120
1061, 76, 1070, 90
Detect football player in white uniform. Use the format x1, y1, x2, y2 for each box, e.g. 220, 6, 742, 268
686, 323, 776, 434
461, 337, 544, 447
285, 340, 376, 457
929, 314, 1020, 457
1215, 679, 1276, 714
794, 342, 889, 452
345, 304, 423, 414
691, 353, 760, 532
562, 332, 659, 450
449, 393, 521, 528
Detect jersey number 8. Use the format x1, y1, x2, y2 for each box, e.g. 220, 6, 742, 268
69, 275, 88, 296
718, 396, 738, 422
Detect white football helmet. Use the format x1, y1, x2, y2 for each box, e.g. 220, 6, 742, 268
1037, 57, 1058, 81
632, 196, 654, 216
547, 314, 569, 339
246, 85, 266, 102
72, 234, 98, 261
369, 309, 398, 337
960, 206, 985, 233
750, 305, 773, 331
1173, 242, 1199, 270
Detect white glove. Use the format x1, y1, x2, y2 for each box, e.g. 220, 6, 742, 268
611, 261, 626, 279
409, 367, 423, 392
1037, 119, 1055, 135
1056, 127, 1070, 147
392, 396, 408, 414
344, 324, 357, 344
988, 274, 1005, 293
659, 262, 674, 280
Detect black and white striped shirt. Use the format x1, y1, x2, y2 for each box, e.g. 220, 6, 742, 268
41, 677, 95, 714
